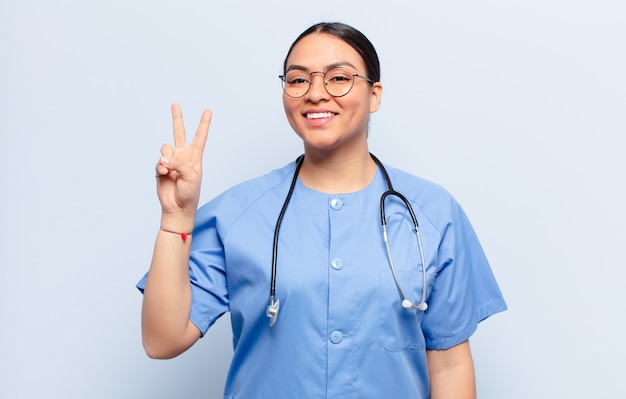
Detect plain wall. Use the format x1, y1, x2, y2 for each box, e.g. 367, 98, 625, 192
1, 0, 624, 398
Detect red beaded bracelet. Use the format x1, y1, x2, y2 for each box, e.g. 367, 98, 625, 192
160, 227, 192, 242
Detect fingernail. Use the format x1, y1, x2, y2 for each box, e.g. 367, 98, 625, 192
161, 156, 170, 165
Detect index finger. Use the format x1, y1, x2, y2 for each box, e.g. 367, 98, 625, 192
171, 103, 187, 149
191, 109, 212, 153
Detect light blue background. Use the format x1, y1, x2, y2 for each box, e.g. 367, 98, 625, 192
1, 0, 624, 398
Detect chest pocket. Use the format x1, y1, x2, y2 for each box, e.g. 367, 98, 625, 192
378, 270, 431, 352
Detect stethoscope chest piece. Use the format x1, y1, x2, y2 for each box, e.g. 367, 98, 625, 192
266, 297, 280, 327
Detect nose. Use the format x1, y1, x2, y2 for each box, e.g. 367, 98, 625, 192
306, 72, 329, 102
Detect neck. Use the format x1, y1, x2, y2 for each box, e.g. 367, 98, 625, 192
298, 148, 377, 194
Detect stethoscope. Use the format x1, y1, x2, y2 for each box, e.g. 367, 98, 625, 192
266, 153, 428, 327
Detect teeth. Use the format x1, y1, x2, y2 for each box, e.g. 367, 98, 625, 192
306, 112, 334, 119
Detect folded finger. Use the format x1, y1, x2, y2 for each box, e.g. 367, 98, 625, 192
161, 143, 174, 157
156, 144, 175, 176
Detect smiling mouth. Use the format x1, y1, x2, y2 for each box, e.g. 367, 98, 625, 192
306, 112, 336, 119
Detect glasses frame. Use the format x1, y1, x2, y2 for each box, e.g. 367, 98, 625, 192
279, 67, 375, 98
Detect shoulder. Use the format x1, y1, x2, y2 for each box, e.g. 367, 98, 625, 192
381, 163, 467, 230
195, 160, 298, 231
383, 163, 455, 205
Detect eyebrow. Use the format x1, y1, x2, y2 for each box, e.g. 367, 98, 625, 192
285, 61, 358, 72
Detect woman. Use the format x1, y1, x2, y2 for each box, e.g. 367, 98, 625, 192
138, 22, 506, 398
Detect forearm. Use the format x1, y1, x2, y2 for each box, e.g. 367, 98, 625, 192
141, 216, 199, 358
427, 340, 476, 399
140, 104, 211, 358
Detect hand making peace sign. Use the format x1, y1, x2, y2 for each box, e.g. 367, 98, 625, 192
155, 104, 212, 221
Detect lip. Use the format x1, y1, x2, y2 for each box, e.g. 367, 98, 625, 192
302, 109, 337, 127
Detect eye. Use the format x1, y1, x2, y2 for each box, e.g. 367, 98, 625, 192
285, 72, 309, 85
289, 78, 308, 84
329, 75, 352, 82
326, 69, 353, 84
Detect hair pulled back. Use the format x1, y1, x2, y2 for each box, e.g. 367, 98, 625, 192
283, 22, 381, 83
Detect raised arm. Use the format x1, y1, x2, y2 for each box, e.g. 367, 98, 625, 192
141, 104, 212, 359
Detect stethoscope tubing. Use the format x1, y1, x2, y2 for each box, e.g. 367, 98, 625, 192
267, 155, 304, 327
374, 154, 428, 311
380, 189, 428, 311
270, 155, 304, 299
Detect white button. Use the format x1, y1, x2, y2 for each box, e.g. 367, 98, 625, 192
330, 198, 343, 210
330, 330, 343, 344
331, 258, 344, 270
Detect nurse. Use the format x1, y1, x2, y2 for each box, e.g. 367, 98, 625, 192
138, 22, 506, 398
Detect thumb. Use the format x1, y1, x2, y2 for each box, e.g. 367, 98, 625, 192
159, 155, 197, 180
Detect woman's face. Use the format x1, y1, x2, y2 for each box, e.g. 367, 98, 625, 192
282, 33, 382, 155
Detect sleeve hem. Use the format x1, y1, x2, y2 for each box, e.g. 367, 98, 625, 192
425, 299, 508, 350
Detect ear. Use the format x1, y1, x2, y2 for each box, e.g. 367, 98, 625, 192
369, 82, 383, 113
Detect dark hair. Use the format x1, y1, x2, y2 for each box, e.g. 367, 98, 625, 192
283, 22, 381, 82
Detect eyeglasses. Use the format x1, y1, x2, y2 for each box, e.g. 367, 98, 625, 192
279, 67, 374, 98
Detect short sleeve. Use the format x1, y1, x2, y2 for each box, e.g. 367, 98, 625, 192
421, 198, 507, 350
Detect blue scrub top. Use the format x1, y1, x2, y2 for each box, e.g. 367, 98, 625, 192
137, 160, 507, 398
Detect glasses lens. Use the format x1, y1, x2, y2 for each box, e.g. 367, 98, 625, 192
282, 71, 309, 98
324, 68, 355, 97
